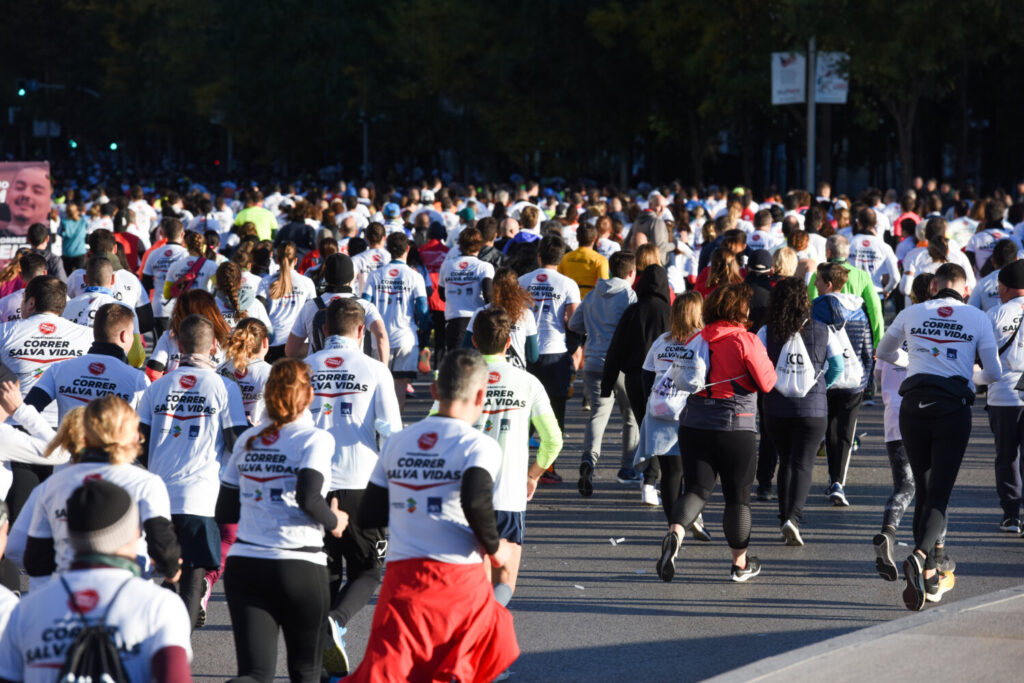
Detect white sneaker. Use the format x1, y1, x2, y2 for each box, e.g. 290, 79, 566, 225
641, 484, 660, 506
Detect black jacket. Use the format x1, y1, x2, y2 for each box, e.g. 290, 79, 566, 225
745, 272, 778, 333
600, 265, 671, 395
274, 221, 317, 259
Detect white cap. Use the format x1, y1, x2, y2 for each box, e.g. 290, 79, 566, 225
421, 189, 435, 203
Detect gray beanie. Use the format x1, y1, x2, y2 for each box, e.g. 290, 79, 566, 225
67, 479, 140, 556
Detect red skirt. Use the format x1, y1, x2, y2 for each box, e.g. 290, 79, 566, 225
346, 558, 519, 683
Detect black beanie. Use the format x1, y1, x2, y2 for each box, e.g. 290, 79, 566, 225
998, 260, 1024, 289
67, 479, 139, 555
323, 253, 355, 289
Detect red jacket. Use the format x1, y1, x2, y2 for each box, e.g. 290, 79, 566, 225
419, 239, 449, 312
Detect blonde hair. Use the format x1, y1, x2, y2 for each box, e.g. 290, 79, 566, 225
81, 396, 140, 465
773, 247, 798, 278
669, 291, 703, 342
635, 243, 661, 272
268, 243, 296, 300
224, 318, 269, 369
46, 407, 87, 460
246, 359, 312, 450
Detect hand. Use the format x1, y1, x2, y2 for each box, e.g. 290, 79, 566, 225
526, 475, 539, 501
489, 539, 513, 568
330, 497, 349, 538
0, 380, 23, 418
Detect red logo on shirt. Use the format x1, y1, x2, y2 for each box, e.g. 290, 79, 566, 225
38, 322, 56, 335
88, 362, 105, 376
862, 239, 870, 247
325, 357, 344, 369
938, 306, 953, 318
372, 254, 382, 263
261, 431, 279, 446
488, 371, 501, 384
536, 273, 548, 283
388, 268, 399, 277
164, 249, 174, 257
417, 432, 438, 451
179, 374, 197, 389
458, 261, 468, 269
234, 367, 248, 379
752, 234, 760, 241
994, 231, 1004, 239
68, 590, 100, 614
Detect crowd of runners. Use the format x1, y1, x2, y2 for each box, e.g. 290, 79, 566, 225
0, 172, 1021, 681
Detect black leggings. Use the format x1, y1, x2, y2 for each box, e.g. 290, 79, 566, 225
755, 394, 778, 491
625, 372, 660, 484
657, 455, 683, 523
674, 426, 757, 549
767, 415, 827, 524
825, 390, 862, 486
899, 405, 971, 568
325, 489, 385, 627
225, 555, 330, 683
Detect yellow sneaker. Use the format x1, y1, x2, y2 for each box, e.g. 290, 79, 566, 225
925, 570, 955, 603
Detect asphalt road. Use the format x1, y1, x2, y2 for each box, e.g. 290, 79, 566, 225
191, 380, 1024, 681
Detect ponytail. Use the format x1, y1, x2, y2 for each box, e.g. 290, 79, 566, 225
245, 358, 311, 449
0, 250, 25, 284
184, 230, 206, 257
926, 234, 949, 264
46, 407, 86, 461
268, 242, 296, 300
216, 261, 246, 316
224, 318, 269, 369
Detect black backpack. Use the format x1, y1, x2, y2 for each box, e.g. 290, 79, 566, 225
58, 576, 133, 683
310, 296, 328, 352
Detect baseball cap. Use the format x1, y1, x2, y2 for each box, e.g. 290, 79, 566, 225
749, 249, 773, 273
383, 202, 401, 219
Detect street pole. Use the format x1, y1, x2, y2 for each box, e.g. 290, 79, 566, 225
361, 110, 369, 179
806, 36, 816, 192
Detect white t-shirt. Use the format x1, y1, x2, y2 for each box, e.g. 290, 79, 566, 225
27, 462, 171, 574
137, 366, 248, 515
62, 290, 138, 332
217, 358, 272, 424
0, 587, 16, 635
900, 247, 976, 301
68, 268, 147, 310
148, 331, 224, 373
129, 199, 159, 237
370, 415, 501, 565
0, 291, 24, 322
884, 297, 999, 388
222, 415, 335, 564
966, 228, 1022, 271
0, 568, 192, 682
986, 296, 1024, 407
309, 336, 403, 490
746, 230, 782, 252
215, 295, 271, 330
32, 352, 148, 424
288, 291, 382, 347
141, 243, 188, 317
363, 261, 427, 350
439, 255, 495, 320
351, 247, 390, 294
0, 313, 93, 427
240, 269, 262, 302
472, 357, 551, 511
258, 270, 316, 346
969, 269, 1001, 312
519, 268, 581, 355
848, 233, 901, 294
595, 237, 621, 259
467, 305, 538, 369
161, 254, 219, 319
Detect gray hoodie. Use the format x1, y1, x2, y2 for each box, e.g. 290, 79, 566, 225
568, 277, 637, 373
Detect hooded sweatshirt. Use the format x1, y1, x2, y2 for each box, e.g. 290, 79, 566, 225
679, 321, 777, 432
568, 277, 637, 373
811, 292, 872, 393
601, 266, 671, 393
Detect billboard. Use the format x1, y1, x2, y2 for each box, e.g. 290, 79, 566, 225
0, 161, 52, 266
771, 52, 806, 105
815, 52, 850, 104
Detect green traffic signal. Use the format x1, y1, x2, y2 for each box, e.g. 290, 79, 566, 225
69, 139, 78, 149
109, 142, 118, 151
17, 88, 26, 97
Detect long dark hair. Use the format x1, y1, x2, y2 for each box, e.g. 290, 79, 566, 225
766, 277, 810, 341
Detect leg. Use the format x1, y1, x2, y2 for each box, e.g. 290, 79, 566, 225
779, 417, 827, 525
715, 430, 758, 567
624, 373, 657, 484
882, 441, 915, 532
224, 556, 280, 683
278, 562, 331, 683
915, 408, 972, 562
672, 426, 719, 529
613, 372, 640, 471
394, 377, 410, 412
755, 395, 778, 495
431, 310, 446, 366
826, 390, 862, 487
330, 490, 385, 627
766, 415, 793, 522
658, 455, 683, 525
581, 370, 615, 466
989, 406, 1024, 522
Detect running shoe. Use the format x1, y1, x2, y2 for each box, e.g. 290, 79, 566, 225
828, 482, 850, 507
539, 469, 562, 485
730, 556, 762, 583
656, 531, 681, 582
196, 577, 212, 628
999, 517, 1021, 533
641, 484, 660, 506
577, 460, 594, 497
937, 554, 957, 574
902, 553, 926, 611
581, 395, 591, 412
873, 532, 898, 581
689, 514, 711, 542
417, 347, 431, 374
406, 384, 415, 395
323, 616, 350, 676
781, 520, 804, 547
616, 468, 643, 484
756, 486, 776, 502
925, 570, 955, 603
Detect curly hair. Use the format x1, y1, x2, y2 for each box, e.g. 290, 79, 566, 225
490, 267, 534, 325
224, 318, 269, 369
766, 277, 811, 341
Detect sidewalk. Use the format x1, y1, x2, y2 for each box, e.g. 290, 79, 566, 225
707, 583, 1024, 682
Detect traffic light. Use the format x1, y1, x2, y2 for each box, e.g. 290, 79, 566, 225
109, 142, 118, 151
16, 79, 26, 97
69, 139, 78, 149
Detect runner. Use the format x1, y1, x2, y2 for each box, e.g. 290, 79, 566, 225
968, 238, 1017, 312
146, 290, 230, 379
439, 227, 495, 354
0, 479, 193, 682
419, 223, 450, 368
465, 267, 539, 369
138, 314, 249, 628
656, 284, 776, 583
306, 298, 403, 676
141, 218, 188, 336
875, 263, 1000, 610
217, 359, 348, 683
217, 318, 272, 425
351, 223, 390, 295
162, 230, 219, 320
213, 261, 271, 329
62, 257, 143, 364
363, 232, 429, 410
346, 349, 519, 682
68, 230, 154, 336
259, 242, 317, 361
0, 253, 46, 322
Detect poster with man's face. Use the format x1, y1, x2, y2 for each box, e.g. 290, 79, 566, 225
0, 161, 52, 266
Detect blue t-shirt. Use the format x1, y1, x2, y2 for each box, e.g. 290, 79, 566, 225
60, 217, 88, 257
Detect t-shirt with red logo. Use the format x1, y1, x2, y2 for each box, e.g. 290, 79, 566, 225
62, 291, 140, 333
369, 415, 501, 564
351, 247, 390, 295
68, 268, 147, 311
216, 358, 272, 424
137, 366, 248, 515
0, 290, 25, 323
288, 292, 383, 350
966, 227, 1023, 272
0, 567, 192, 682
0, 313, 93, 427
31, 352, 149, 424
518, 267, 582, 355
141, 243, 188, 317
438, 255, 495, 320
221, 414, 335, 564
307, 335, 403, 490
745, 230, 783, 252
363, 261, 427, 350
848, 232, 901, 294
257, 270, 317, 346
